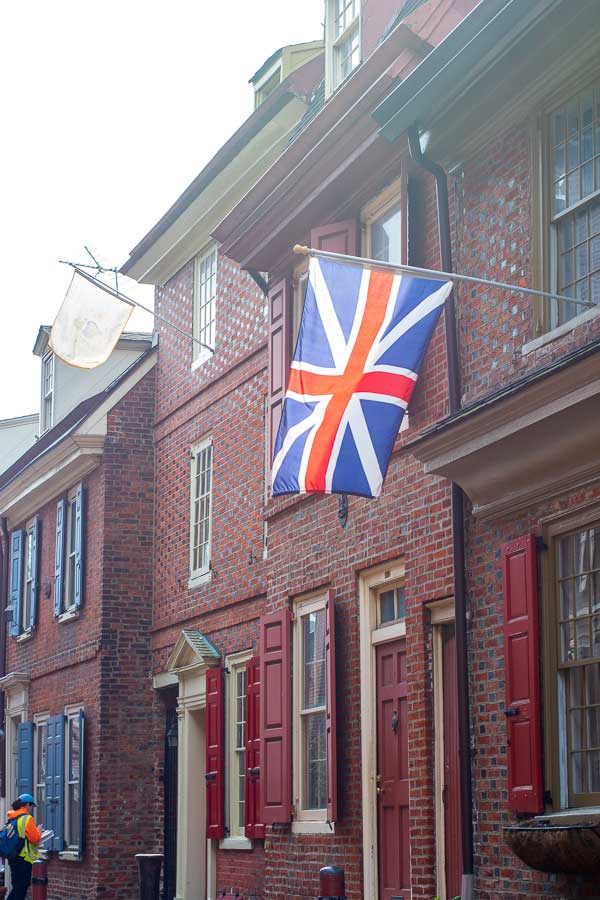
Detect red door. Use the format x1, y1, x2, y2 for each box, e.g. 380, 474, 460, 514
377, 639, 411, 900
442, 625, 462, 900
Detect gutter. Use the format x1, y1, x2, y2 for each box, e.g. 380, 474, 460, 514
407, 125, 473, 897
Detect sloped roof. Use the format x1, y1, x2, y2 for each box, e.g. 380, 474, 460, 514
0, 346, 156, 491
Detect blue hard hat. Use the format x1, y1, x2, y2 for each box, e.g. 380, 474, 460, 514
17, 794, 37, 807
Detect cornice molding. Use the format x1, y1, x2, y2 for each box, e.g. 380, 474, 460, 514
412, 353, 600, 520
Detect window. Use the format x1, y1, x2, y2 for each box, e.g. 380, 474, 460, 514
294, 595, 328, 820
34, 715, 48, 813
9, 518, 39, 637
189, 438, 213, 581
548, 79, 600, 329
20, 710, 85, 855
21, 522, 35, 633
225, 651, 252, 842
193, 245, 217, 365
326, 0, 360, 95
54, 483, 85, 618
64, 489, 78, 611
547, 520, 600, 807
65, 709, 82, 849
254, 66, 281, 108
41, 352, 54, 433
362, 178, 406, 265
377, 584, 406, 627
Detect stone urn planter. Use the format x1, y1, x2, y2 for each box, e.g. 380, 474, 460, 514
504, 820, 600, 874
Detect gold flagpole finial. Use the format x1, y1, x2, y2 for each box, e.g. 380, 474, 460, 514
293, 244, 310, 256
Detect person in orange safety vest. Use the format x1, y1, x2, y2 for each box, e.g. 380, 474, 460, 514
6, 794, 42, 900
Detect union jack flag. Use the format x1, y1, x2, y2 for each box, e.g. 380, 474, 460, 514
272, 256, 452, 498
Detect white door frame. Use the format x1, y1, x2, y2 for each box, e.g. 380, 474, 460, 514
359, 561, 406, 900
430, 599, 456, 900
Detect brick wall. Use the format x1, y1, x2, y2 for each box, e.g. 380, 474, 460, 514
4, 365, 157, 900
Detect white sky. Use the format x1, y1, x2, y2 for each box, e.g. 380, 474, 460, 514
0, 0, 325, 419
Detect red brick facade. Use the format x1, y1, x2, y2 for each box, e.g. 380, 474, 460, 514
1, 364, 158, 900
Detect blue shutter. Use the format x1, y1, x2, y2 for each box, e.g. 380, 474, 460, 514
54, 500, 65, 616
45, 715, 65, 851
30, 516, 40, 631
78, 710, 85, 853
74, 484, 84, 609
9, 531, 24, 637
17, 721, 34, 796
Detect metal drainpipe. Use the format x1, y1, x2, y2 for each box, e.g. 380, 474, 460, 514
407, 125, 474, 898
0, 517, 9, 799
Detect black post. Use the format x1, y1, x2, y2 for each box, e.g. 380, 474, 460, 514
136, 853, 163, 900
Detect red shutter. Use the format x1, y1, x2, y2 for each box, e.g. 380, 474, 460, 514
245, 656, 265, 839
205, 666, 225, 838
268, 278, 291, 468
325, 590, 338, 822
310, 219, 358, 256
260, 609, 292, 823
502, 535, 544, 814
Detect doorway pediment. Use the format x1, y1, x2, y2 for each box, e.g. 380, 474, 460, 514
166, 629, 221, 674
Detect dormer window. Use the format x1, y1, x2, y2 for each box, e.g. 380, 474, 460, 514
254, 64, 282, 109
41, 352, 54, 433
326, 0, 360, 95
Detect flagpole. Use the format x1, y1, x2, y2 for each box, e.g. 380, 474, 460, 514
293, 245, 596, 310
61, 263, 214, 353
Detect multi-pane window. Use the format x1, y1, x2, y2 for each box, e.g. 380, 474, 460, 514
34, 719, 47, 813
65, 711, 81, 848
327, 0, 360, 93
41, 353, 54, 433
549, 80, 600, 327
296, 599, 327, 813
371, 203, 403, 264
193, 245, 217, 361
254, 68, 281, 108
555, 525, 600, 803
229, 665, 247, 836
189, 439, 213, 578
63, 490, 78, 612
377, 584, 406, 627
21, 523, 34, 632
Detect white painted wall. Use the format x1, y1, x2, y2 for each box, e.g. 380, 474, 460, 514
51, 344, 150, 425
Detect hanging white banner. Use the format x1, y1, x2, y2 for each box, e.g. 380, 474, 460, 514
50, 270, 133, 369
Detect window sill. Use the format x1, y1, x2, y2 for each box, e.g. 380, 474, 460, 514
536, 806, 600, 824
188, 570, 211, 589
58, 608, 79, 624
15, 630, 33, 643
522, 304, 600, 355
191, 349, 213, 372
58, 850, 81, 861
219, 836, 253, 851
291, 820, 335, 835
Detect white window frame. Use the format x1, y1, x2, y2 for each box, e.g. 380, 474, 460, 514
188, 437, 213, 587
293, 592, 329, 828
33, 713, 49, 818
19, 519, 35, 635
63, 704, 83, 854
254, 60, 282, 109
361, 178, 410, 434
192, 244, 218, 369
221, 649, 254, 850
41, 352, 54, 433
325, 0, 361, 96
62, 487, 78, 614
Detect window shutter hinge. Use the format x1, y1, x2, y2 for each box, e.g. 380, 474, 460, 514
535, 536, 548, 553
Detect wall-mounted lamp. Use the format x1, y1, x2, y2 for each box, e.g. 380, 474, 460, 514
166, 721, 178, 750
